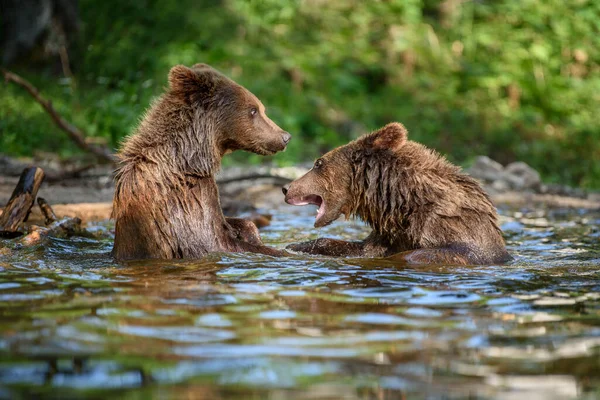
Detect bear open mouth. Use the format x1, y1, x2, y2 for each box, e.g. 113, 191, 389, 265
285, 194, 325, 223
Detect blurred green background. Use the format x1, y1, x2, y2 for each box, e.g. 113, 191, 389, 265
1, 0, 599, 188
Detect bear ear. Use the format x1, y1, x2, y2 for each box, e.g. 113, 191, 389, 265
191, 63, 213, 71
169, 65, 200, 92
168, 64, 217, 94
367, 122, 408, 151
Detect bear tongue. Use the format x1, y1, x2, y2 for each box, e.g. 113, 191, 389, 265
285, 194, 327, 223
286, 194, 322, 207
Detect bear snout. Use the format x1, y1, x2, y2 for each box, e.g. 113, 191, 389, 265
282, 185, 289, 195
281, 132, 292, 145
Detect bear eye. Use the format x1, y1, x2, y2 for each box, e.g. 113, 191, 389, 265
250, 107, 258, 117
314, 159, 324, 169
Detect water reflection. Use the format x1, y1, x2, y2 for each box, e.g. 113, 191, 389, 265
0, 205, 599, 398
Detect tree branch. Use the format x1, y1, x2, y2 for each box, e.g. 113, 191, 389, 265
2, 69, 116, 163
217, 174, 293, 185
44, 164, 96, 183
37, 197, 57, 225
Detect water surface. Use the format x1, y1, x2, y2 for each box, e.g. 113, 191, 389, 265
0, 204, 599, 399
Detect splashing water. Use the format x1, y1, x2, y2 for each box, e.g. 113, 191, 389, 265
0, 203, 599, 399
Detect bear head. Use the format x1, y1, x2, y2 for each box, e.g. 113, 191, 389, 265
283, 123, 407, 228
168, 63, 291, 156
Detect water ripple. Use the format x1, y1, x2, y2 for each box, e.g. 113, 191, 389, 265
0, 206, 598, 398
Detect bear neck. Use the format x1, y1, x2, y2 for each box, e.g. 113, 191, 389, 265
349, 142, 464, 243
118, 95, 222, 181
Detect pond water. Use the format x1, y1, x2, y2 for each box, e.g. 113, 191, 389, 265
0, 203, 599, 399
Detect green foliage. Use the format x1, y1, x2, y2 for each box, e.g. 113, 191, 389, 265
1, 0, 599, 187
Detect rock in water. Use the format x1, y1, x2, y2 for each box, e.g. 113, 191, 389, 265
467, 156, 505, 182
504, 161, 541, 192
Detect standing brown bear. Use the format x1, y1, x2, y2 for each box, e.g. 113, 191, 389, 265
283, 123, 510, 265
112, 64, 291, 260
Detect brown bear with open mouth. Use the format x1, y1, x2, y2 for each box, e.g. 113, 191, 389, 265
112, 64, 290, 260
283, 123, 510, 265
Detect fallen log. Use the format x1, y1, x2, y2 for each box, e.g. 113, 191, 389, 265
0, 167, 45, 234
20, 217, 84, 246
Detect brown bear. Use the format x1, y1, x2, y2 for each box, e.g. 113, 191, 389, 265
282, 123, 510, 265
112, 63, 290, 260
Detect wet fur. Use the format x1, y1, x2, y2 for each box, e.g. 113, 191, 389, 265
286, 123, 510, 265
112, 64, 287, 260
